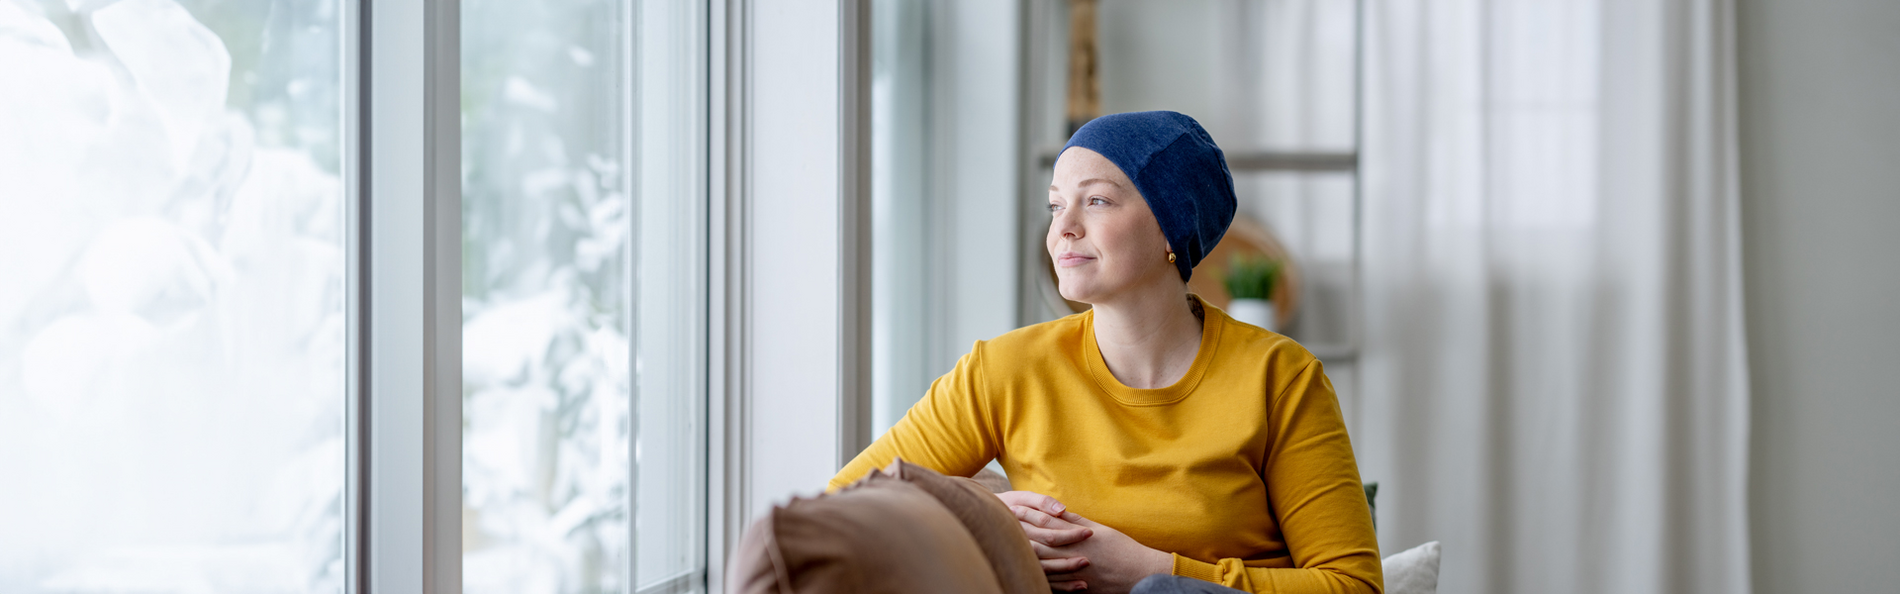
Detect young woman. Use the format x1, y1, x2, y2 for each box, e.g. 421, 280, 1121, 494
830, 111, 1382, 594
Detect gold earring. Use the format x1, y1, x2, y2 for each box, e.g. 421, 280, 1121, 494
1167, 252, 1176, 263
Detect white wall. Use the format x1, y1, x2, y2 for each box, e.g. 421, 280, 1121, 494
871, 0, 1023, 435
1737, 1, 1900, 592
927, 0, 1023, 374
745, 0, 849, 515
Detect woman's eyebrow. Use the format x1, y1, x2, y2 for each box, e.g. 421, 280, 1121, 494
1049, 177, 1124, 192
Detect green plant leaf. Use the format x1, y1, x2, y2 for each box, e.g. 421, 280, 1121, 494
1222, 255, 1281, 300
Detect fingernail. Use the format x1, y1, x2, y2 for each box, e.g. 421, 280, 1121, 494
1052, 502, 1065, 513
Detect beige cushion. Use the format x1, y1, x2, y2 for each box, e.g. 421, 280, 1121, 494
726, 508, 791, 594
726, 472, 1003, 594
970, 467, 1013, 494
882, 459, 1049, 594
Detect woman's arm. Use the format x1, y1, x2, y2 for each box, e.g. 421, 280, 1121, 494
1171, 360, 1383, 593
828, 344, 1003, 491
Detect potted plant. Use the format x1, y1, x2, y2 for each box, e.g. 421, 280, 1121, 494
1222, 255, 1281, 332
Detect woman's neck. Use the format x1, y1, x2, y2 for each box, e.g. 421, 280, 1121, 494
1091, 285, 1204, 390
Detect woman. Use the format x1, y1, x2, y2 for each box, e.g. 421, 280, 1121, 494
830, 111, 1382, 594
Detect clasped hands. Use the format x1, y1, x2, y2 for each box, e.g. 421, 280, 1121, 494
995, 491, 1172, 593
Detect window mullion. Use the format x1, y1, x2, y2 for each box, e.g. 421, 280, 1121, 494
362, 0, 462, 592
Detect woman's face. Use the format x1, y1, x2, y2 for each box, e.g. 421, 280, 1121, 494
1046, 147, 1177, 304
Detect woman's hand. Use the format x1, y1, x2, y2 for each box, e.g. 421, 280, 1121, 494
1038, 513, 1173, 594
994, 492, 1171, 593
996, 491, 1094, 590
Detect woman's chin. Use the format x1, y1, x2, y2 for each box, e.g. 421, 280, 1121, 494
1056, 285, 1100, 305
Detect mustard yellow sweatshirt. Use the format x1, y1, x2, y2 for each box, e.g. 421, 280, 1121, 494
830, 296, 1383, 593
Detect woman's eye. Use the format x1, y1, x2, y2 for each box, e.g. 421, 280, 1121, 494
1046, 203, 1062, 214
1089, 196, 1108, 206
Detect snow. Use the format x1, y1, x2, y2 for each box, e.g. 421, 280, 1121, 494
504, 76, 559, 112
1, 1, 345, 592
92, 0, 231, 171
3, 0, 659, 591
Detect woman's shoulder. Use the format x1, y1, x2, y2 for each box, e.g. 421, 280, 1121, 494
966, 311, 1090, 364
1210, 310, 1324, 377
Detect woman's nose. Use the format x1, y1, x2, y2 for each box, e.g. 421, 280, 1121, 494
1051, 210, 1083, 239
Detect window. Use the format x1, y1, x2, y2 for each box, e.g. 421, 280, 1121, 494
0, 0, 347, 591
460, 0, 706, 592
2, 0, 707, 592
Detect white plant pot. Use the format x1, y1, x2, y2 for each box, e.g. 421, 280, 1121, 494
1226, 298, 1275, 333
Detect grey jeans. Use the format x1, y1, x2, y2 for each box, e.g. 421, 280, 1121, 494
1130, 575, 1249, 594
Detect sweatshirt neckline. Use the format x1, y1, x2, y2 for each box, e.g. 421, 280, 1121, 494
1082, 294, 1225, 406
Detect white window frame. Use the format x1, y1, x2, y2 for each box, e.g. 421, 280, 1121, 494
350, 0, 463, 591
705, 0, 874, 591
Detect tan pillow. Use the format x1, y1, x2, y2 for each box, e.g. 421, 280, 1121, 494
726, 472, 1004, 594
882, 459, 1050, 594
970, 467, 1014, 494
726, 509, 791, 594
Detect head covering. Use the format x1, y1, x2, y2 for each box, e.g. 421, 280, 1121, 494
1061, 111, 1237, 282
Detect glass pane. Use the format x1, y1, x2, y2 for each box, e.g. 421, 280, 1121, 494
461, 0, 705, 592
460, 0, 631, 591
0, 0, 346, 592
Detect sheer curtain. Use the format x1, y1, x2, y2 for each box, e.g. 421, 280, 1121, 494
1354, 1, 1750, 593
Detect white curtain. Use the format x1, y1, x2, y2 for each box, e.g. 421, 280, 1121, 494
1354, 1, 1751, 594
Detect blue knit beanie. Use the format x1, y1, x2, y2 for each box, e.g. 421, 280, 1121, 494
1061, 111, 1237, 282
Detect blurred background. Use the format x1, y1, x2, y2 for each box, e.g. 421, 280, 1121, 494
1, 0, 1895, 593
864, 2, 1899, 594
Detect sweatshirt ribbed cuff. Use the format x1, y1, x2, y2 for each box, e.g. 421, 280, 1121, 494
1171, 553, 1224, 583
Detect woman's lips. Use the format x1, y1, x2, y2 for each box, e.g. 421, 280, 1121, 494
1056, 252, 1095, 268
